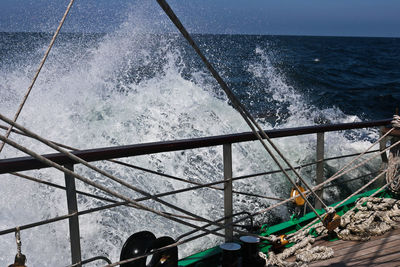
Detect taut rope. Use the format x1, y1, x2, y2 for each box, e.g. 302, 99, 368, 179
156, 0, 327, 224
0, 0, 76, 154
386, 115, 400, 193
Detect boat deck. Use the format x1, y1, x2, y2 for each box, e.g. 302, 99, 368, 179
307, 227, 400, 267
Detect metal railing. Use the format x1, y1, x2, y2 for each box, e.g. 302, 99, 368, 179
0, 118, 392, 266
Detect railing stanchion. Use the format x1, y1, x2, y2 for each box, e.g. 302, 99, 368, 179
64, 164, 82, 267
380, 126, 388, 163
315, 132, 325, 210
223, 143, 233, 242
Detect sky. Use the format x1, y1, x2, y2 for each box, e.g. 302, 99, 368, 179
0, 0, 399, 37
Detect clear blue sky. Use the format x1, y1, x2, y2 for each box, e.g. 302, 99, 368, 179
0, 0, 399, 37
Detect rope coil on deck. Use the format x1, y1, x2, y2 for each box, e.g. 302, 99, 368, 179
391, 115, 400, 129
338, 197, 400, 241
263, 194, 400, 266
260, 236, 334, 267
386, 115, 400, 194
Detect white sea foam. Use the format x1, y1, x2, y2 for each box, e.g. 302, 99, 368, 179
0, 8, 380, 267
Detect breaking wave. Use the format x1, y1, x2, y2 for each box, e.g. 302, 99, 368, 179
0, 5, 382, 266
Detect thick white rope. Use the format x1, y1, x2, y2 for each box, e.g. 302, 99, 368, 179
386, 116, 400, 193
386, 151, 400, 193
0, 0, 76, 154
253, 139, 398, 222
263, 190, 397, 266
338, 197, 400, 241
322, 126, 394, 186
288, 168, 388, 240
274, 171, 399, 266
273, 158, 399, 266
260, 236, 334, 266
392, 115, 400, 129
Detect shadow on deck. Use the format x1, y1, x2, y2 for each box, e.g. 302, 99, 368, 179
309, 227, 400, 267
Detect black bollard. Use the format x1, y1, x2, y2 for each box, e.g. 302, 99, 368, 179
239, 236, 265, 267
220, 243, 241, 267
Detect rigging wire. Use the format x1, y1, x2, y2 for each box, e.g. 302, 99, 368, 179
2, 122, 379, 201
2, 136, 397, 266
252, 138, 400, 219
0, 0, 396, 262
156, 0, 328, 222
0, 132, 232, 239
1, 111, 397, 241
0, 0, 76, 154
0, 113, 238, 231
0, 114, 278, 243
104, 168, 398, 267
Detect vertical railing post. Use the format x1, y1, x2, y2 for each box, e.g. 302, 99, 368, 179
315, 132, 324, 210
223, 143, 233, 242
64, 164, 82, 267
379, 126, 388, 164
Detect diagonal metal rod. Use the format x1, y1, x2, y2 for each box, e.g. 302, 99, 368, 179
0, 0, 76, 154
0, 113, 243, 234
157, 0, 327, 221
10, 172, 204, 222
2, 122, 379, 202
0, 132, 232, 239
251, 138, 400, 221
287, 168, 392, 240
3, 112, 397, 236
2, 124, 283, 201
0, 116, 274, 242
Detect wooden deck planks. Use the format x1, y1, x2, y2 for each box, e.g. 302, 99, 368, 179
307, 227, 400, 266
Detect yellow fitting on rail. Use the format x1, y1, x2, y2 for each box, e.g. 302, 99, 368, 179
291, 185, 306, 206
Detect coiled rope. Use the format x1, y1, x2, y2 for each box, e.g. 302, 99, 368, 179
259, 236, 334, 266
263, 171, 399, 266
392, 115, 400, 129
338, 197, 400, 241
260, 118, 400, 266
386, 115, 400, 193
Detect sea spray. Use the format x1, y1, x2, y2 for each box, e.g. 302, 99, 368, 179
0, 16, 389, 267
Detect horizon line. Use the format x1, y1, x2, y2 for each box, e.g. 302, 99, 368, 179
0, 31, 399, 39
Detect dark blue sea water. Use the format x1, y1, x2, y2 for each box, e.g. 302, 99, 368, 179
1, 33, 399, 122
0, 31, 399, 265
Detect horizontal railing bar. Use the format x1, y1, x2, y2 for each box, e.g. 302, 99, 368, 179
0, 119, 391, 174
12, 172, 208, 222
0, 213, 75, 236
322, 149, 379, 162
232, 190, 284, 201
65, 256, 112, 267
11, 172, 120, 203
8, 148, 382, 214
232, 149, 379, 181
0, 200, 202, 237
0, 197, 252, 239
322, 171, 380, 189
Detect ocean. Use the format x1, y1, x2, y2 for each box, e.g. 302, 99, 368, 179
0, 29, 399, 265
